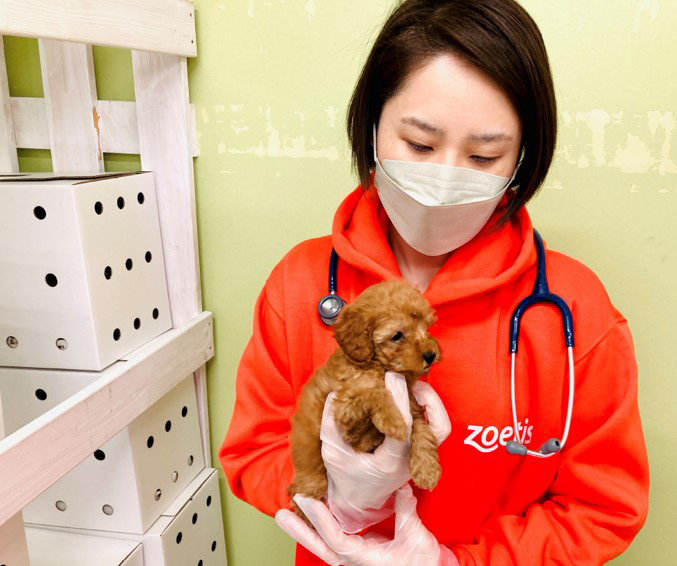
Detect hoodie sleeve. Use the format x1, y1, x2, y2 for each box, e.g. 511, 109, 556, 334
218, 275, 296, 517
449, 321, 650, 566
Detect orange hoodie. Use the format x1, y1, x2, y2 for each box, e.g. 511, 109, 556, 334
219, 185, 649, 565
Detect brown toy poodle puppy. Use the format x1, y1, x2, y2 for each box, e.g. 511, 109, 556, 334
288, 280, 442, 525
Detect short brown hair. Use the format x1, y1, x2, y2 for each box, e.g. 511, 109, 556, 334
347, 0, 557, 227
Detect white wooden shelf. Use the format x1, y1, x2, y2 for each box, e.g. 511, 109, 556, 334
0, 311, 214, 527
0, 0, 211, 539
0, 0, 197, 57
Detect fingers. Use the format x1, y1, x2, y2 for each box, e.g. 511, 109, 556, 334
384, 371, 413, 427
412, 381, 451, 445
275, 508, 342, 566
294, 494, 364, 557
393, 483, 420, 538
320, 393, 359, 469
378, 372, 413, 458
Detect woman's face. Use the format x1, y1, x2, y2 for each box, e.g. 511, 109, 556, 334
376, 53, 522, 178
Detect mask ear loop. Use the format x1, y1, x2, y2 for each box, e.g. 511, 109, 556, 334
509, 147, 526, 191
372, 123, 379, 163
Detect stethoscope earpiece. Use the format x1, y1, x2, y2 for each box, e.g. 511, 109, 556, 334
505, 441, 528, 456
540, 438, 562, 455
505, 437, 562, 458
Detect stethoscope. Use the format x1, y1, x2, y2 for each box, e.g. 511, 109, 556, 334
318, 229, 575, 459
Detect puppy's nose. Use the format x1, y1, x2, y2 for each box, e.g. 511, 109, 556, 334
423, 351, 436, 365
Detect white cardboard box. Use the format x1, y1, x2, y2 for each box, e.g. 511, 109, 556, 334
0, 171, 172, 370
0, 365, 99, 437
1, 373, 205, 534
25, 527, 144, 566
27, 468, 228, 566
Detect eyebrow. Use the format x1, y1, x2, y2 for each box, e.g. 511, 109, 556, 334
466, 132, 514, 143
401, 117, 513, 143
401, 117, 444, 135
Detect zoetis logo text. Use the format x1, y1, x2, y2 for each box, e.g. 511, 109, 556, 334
464, 419, 534, 453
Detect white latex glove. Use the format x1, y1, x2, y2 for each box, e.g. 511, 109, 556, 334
321, 372, 451, 534
275, 483, 460, 566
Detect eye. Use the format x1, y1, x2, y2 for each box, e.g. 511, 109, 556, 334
407, 141, 433, 153
391, 331, 403, 342
470, 155, 498, 164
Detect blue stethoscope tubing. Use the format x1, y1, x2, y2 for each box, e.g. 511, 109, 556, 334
318, 229, 575, 458
507, 230, 575, 458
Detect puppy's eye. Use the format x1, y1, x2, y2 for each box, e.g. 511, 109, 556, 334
391, 331, 403, 342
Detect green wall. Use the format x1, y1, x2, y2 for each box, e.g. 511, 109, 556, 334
4, 1, 675, 564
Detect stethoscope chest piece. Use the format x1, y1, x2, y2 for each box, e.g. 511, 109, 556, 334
319, 248, 347, 326
318, 293, 346, 326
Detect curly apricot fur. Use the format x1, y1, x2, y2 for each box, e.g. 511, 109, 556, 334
288, 281, 443, 527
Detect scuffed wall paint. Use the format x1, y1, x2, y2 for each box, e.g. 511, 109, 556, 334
556, 108, 676, 179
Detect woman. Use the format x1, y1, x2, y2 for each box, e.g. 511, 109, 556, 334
219, 1, 650, 564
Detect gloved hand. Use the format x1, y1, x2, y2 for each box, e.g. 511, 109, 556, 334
275, 482, 460, 566
320, 372, 451, 534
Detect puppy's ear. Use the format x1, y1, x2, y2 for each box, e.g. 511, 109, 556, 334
333, 304, 374, 363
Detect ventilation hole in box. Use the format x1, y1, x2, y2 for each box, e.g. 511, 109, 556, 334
176, 532, 183, 544
182, 406, 188, 417
137, 192, 145, 204
126, 258, 133, 270
35, 388, 47, 401
55, 500, 67, 512
192, 512, 198, 525
198, 560, 203, 566
172, 471, 179, 483
152, 307, 159, 319
104, 266, 112, 280
206, 495, 212, 507
113, 328, 121, 341
117, 196, 125, 209
154, 488, 162, 501
147, 435, 154, 448
165, 420, 172, 432
188, 455, 194, 466
94, 450, 106, 461
34, 206, 46, 220
134, 317, 141, 330
55, 338, 68, 350
145, 250, 152, 263
102, 504, 114, 516
45, 273, 58, 287
211, 541, 217, 552
6, 336, 18, 348
95, 201, 103, 215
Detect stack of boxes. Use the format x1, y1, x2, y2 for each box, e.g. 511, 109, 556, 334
0, 172, 226, 566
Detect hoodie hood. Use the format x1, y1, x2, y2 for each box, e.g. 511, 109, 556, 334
331, 182, 537, 306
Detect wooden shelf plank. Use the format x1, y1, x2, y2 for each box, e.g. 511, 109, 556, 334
0, 36, 19, 172
0, 311, 214, 527
10, 98, 199, 157
0, 0, 196, 57
39, 39, 104, 172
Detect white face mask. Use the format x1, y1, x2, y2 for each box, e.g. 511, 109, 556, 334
373, 125, 519, 256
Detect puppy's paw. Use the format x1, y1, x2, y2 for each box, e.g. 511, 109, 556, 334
372, 407, 409, 441
410, 452, 441, 491
288, 474, 328, 503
